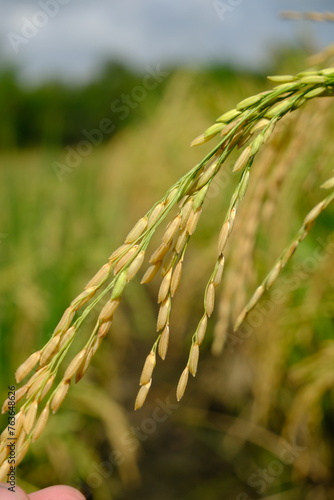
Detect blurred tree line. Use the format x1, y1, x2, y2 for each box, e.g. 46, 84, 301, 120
0, 61, 266, 150
0, 62, 170, 149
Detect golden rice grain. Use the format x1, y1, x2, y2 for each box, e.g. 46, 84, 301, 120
99, 299, 121, 322
14, 441, 29, 466
54, 307, 75, 335
14, 411, 24, 437
16, 351, 41, 383
59, 326, 76, 349
162, 215, 182, 245
176, 367, 189, 401
233, 146, 252, 172
85, 263, 111, 289
234, 310, 246, 332
114, 245, 139, 275
190, 133, 208, 147
266, 261, 282, 289
188, 343, 200, 376
180, 199, 193, 228
32, 405, 50, 442
281, 241, 299, 267
175, 229, 188, 254
0, 460, 11, 481
63, 350, 87, 382
158, 325, 169, 360
197, 159, 219, 188
125, 217, 148, 244
251, 118, 271, 134
134, 379, 152, 410
166, 186, 179, 205
26, 369, 50, 400
170, 261, 183, 297
50, 381, 70, 414
39, 336, 60, 366
158, 268, 172, 303
16, 429, 27, 450
246, 285, 265, 311
218, 221, 229, 256
40, 375, 55, 400
139, 352, 156, 386
239, 170, 250, 200
228, 207, 237, 234
26, 366, 48, 391
196, 315, 208, 345
161, 251, 176, 276
70, 288, 96, 311
321, 176, 334, 189
109, 244, 131, 262
75, 353, 92, 383
229, 129, 244, 148
141, 262, 161, 284
90, 335, 103, 356
156, 297, 171, 331
98, 320, 112, 338
0, 447, 8, 464
148, 203, 165, 228
186, 209, 202, 235
23, 400, 38, 434
213, 256, 225, 287
1, 386, 28, 413
303, 201, 326, 227
149, 242, 171, 264
219, 118, 239, 137
127, 251, 145, 281
205, 283, 215, 317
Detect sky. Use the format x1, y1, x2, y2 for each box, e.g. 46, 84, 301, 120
1, 0, 334, 86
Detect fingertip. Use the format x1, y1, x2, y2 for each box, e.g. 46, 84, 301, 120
0, 483, 29, 499
29, 485, 86, 500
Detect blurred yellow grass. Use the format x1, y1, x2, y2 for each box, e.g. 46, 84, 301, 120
0, 67, 334, 499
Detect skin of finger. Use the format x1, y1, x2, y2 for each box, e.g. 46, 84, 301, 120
0, 483, 29, 499
29, 486, 86, 500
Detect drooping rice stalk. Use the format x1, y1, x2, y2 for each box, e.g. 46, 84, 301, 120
1, 67, 334, 480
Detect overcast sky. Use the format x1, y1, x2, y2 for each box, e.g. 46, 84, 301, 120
1, 0, 333, 85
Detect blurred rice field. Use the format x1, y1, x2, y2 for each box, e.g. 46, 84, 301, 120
1, 66, 334, 499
